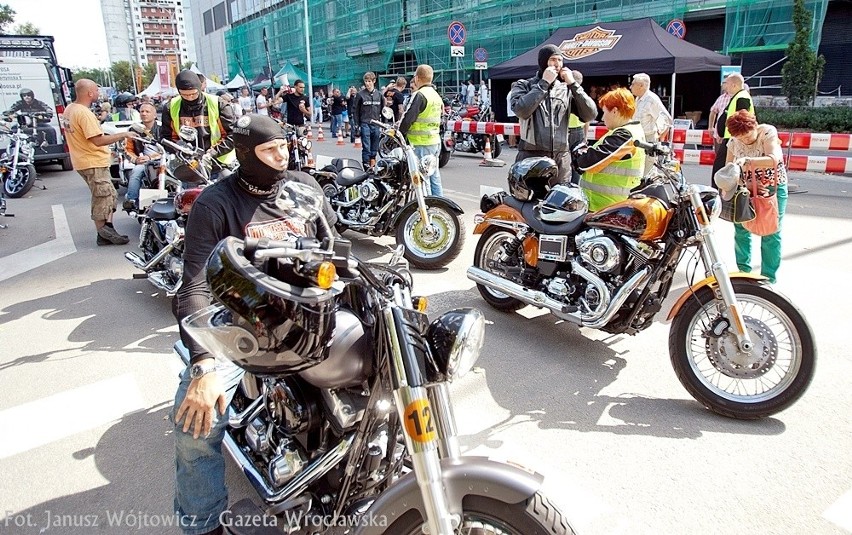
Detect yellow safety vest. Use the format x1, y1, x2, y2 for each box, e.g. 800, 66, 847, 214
723, 90, 754, 139
407, 86, 442, 146
169, 94, 236, 164
580, 121, 646, 212
568, 113, 583, 129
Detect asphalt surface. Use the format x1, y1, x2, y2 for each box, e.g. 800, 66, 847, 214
0, 139, 850, 534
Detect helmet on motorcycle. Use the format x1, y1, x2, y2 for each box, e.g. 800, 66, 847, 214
19, 88, 34, 98
114, 92, 135, 108
538, 184, 588, 223
507, 157, 557, 201
189, 236, 339, 375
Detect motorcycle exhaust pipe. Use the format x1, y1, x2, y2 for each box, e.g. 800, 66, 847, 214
124, 242, 175, 272
222, 431, 355, 505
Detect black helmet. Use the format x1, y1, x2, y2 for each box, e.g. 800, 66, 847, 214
192, 236, 339, 375
538, 184, 588, 223
114, 92, 135, 107
19, 88, 34, 98
507, 157, 557, 201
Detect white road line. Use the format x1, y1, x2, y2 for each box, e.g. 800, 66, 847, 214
443, 188, 482, 203
0, 204, 76, 283
0, 374, 145, 459
824, 489, 852, 531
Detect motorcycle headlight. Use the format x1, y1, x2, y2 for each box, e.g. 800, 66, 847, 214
426, 308, 486, 380
419, 154, 438, 177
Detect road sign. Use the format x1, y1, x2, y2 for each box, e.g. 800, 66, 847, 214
474, 47, 488, 62
451, 46, 465, 58
448, 21, 467, 46
475, 62, 488, 70
666, 19, 686, 39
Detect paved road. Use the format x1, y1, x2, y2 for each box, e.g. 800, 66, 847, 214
1, 142, 850, 534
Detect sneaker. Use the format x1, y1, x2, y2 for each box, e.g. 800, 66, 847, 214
97, 225, 130, 245
122, 199, 137, 212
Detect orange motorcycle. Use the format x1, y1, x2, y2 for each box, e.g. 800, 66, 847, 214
468, 142, 815, 419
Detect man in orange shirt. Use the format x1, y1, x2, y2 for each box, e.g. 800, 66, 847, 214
62, 79, 136, 245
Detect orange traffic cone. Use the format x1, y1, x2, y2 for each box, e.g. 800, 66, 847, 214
354, 135, 362, 149
479, 136, 506, 167
307, 150, 315, 168
306, 126, 313, 140
481, 136, 494, 162
336, 128, 345, 146
317, 125, 325, 142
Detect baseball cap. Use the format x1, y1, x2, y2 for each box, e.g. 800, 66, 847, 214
714, 162, 741, 201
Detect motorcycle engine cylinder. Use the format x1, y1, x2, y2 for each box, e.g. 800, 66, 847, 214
267, 377, 321, 436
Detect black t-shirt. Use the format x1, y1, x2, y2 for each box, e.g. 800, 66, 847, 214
384, 87, 401, 120
175, 171, 337, 361
283, 92, 311, 125
330, 94, 346, 115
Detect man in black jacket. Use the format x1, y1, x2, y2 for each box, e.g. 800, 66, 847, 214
352, 71, 383, 166
171, 114, 336, 535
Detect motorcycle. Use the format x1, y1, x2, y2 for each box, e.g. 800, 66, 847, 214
178, 180, 574, 534
284, 122, 314, 173
468, 142, 815, 419
0, 177, 12, 229
316, 120, 465, 270
439, 96, 500, 168
0, 120, 40, 198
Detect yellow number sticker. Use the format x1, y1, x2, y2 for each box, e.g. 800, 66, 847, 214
403, 399, 437, 443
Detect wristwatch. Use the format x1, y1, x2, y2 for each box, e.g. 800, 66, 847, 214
189, 361, 216, 379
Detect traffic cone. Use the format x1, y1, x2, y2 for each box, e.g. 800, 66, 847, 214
479, 136, 506, 167
317, 126, 325, 142
481, 136, 493, 161
307, 150, 315, 167
306, 126, 313, 140
336, 128, 345, 146
354, 135, 362, 149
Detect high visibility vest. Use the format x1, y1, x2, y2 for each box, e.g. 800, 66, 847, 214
170, 94, 236, 164
568, 113, 583, 129
580, 121, 646, 212
406, 86, 442, 146
723, 90, 754, 139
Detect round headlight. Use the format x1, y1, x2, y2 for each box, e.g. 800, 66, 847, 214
696, 185, 722, 222
426, 308, 486, 380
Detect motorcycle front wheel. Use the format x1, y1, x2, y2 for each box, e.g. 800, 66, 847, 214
388, 493, 575, 535
4, 164, 36, 198
473, 226, 525, 312
395, 201, 465, 269
669, 280, 816, 419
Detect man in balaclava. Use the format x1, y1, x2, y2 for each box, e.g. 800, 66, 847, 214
509, 43, 597, 185
159, 69, 236, 174
169, 114, 336, 535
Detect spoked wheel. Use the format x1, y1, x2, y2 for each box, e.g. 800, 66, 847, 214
669, 280, 816, 419
473, 226, 524, 312
395, 201, 465, 269
389, 494, 575, 535
4, 164, 36, 198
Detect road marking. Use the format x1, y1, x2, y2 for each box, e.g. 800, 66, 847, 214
824, 489, 852, 531
0, 374, 145, 459
443, 188, 481, 203
0, 204, 76, 283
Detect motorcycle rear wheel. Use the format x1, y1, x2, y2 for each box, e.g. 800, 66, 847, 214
669, 280, 816, 419
473, 226, 525, 312
489, 135, 502, 159
4, 164, 36, 198
439, 146, 451, 168
395, 201, 465, 269
388, 493, 575, 535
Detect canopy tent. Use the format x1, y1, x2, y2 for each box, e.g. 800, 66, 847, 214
187, 63, 226, 91
226, 73, 249, 90
138, 74, 176, 98
251, 62, 331, 90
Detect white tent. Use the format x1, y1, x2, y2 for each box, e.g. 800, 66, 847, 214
138, 74, 176, 98
226, 74, 249, 90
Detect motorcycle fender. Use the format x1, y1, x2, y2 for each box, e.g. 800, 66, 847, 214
666, 272, 769, 321
390, 197, 464, 228
472, 204, 524, 234
353, 457, 543, 535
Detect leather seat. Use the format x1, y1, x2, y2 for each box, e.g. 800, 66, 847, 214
147, 199, 177, 221
502, 196, 585, 235
330, 158, 369, 187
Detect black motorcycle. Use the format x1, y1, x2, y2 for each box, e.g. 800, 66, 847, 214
179, 180, 574, 534
316, 120, 465, 270
0, 120, 39, 198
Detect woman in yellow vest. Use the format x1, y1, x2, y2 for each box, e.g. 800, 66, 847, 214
573, 88, 646, 211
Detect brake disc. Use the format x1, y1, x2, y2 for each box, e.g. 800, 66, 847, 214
706, 316, 778, 379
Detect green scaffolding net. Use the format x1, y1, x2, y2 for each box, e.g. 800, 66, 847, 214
722, 0, 828, 54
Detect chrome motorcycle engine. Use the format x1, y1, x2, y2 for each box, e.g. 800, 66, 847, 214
344, 180, 381, 204
576, 229, 622, 274
339, 179, 393, 225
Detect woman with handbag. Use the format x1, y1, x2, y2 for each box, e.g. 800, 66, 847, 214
724, 110, 788, 283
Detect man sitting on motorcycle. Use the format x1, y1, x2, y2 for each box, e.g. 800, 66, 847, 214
160, 70, 236, 177
171, 114, 337, 535
122, 102, 161, 212
573, 88, 646, 211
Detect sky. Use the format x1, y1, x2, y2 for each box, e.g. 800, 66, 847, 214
4, 0, 111, 69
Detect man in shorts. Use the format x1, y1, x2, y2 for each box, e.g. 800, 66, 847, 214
62, 79, 136, 245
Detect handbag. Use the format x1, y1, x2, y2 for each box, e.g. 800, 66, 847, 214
742, 169, 779, 236
720, 186, 756, 223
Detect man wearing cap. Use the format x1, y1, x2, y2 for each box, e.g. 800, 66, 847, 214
171, 114, 336, 535
510, 44, 597, 185
160, 70, 236, 174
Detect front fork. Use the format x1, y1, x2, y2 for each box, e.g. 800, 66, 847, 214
688, 186, 754, 353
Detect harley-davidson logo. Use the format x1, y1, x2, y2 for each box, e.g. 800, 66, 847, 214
558, 26, 622, 60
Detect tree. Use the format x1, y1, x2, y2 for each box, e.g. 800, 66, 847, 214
142, 63, 157, 84
13, 21, 39, 35
110, 61, 135, 92
0, 3, 14, 33
73, 67, 110, 87
780, 0, 826, 106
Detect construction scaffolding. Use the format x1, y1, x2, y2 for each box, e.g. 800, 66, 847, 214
722, 0, 828, 54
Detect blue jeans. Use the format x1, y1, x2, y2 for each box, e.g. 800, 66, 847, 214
125, 164, 147, 202
360, 123, 381, 166
414, 144, 443, 196
173, 361, 245, 534
330, 114, 343, 137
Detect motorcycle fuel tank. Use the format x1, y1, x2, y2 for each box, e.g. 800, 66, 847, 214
584, 196, 672, 241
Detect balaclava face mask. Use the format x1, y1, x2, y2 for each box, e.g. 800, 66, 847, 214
537, 44, 562, 78
175, 70, 203, 108
231, 114, 288, 193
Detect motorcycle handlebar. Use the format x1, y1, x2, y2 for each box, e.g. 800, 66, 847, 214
633, 139, 671, 157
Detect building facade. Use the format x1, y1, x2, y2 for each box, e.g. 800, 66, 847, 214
100, 0, 195, 67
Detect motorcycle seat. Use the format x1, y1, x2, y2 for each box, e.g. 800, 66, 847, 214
330, 158, 369, 187
148, 198, 177, 221
502, 196, 584, 235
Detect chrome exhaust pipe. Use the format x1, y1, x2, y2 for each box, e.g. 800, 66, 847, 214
223, 431, 355, 505
124, 242, 174, 272
582, 267, 651, 329
147, 271, 178, 296
467, 266, 583, 323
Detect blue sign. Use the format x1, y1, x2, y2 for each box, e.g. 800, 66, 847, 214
667, 19, 686, 39
448, 21, 467, 46
720, 65, 742, 84
474, 47, 487, 62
